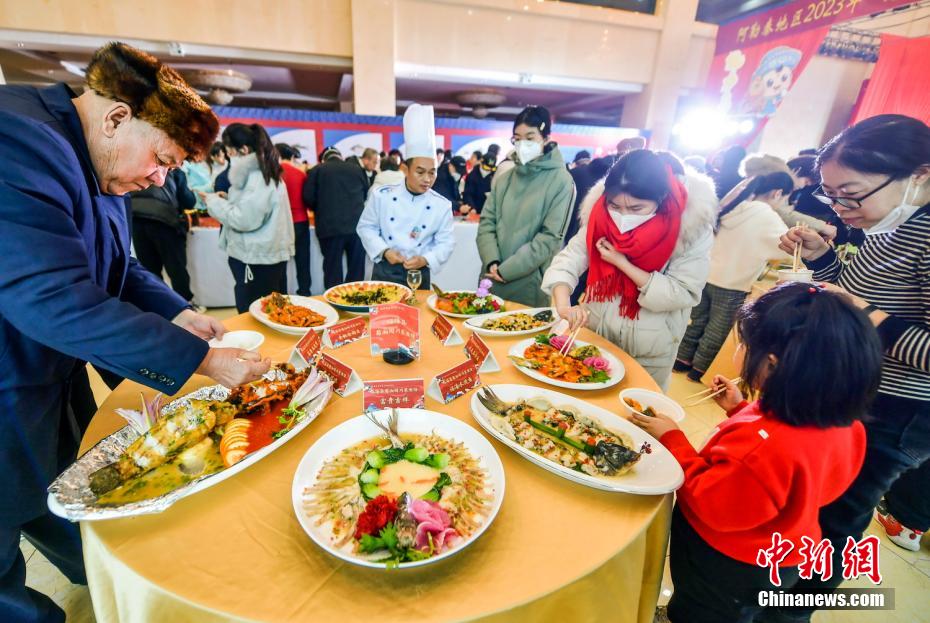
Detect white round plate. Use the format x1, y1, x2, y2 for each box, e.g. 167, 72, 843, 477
507, 337, 625, 391
427, 292, 506, 319
292, 409, 505, 569
471, 384, 683, 494
463, 307, 557, 338
208, 330, 264, 351
619, 388, 686, 423
323, 281, 413, 315
248, 295, 340, 336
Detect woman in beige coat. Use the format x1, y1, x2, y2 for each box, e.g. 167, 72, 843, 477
541, 150, 717, 389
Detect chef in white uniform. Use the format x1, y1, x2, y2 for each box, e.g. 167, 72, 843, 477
357, 103, 455, 289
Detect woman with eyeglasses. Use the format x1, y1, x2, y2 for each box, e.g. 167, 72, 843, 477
772, 114, 930, 620
476, 106, 575, 307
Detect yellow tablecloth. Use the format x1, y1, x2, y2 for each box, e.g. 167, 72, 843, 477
79, 293, 672, 623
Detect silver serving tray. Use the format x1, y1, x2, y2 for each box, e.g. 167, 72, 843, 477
47, 369, 331, 521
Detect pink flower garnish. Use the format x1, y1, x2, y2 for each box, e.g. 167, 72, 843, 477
479, 278, 493, 290
583, 356, 610, 372
548, 334, 569, 351
408, 498, 459, 553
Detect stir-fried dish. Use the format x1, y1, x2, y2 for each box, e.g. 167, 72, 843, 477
481, 310, 552, 332
261, 292, 327, 327
327, 282, 408, 307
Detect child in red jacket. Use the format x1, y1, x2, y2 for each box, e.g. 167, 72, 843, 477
634, 282, 883, 623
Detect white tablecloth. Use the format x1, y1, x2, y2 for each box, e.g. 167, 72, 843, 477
187, 221, 482, 308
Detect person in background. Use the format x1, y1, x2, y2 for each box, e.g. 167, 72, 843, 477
357, 104, 455, 290
741, 153, 791, 178
460, 153, 496, 216
486, 143, 501, 162
683, 155, 706, 174
566, 154, 617, 245
203, 123, 294, 313
277, 143, 312, 296
570, 150, 591, 169
675, 172, 792, 382
788, 154, 863, 248
303, 145, 369, 288
477, 105, 575, 307
709, 144, 746, 199
542, 149, 716, 389
0, 42, 270, 623
616, 136, 647, 156
467, 149, 482, 172
634, 283, 882, 623
492, 149, 517, 184
434, 154, 466, 210
360, 147, 380, 187
798, 147, 818, 156
387, 148, 403, 168
129, 167, 198, 306
436, 147, 448, 165
208, 142, 231, 193
733, 171, 836, 237
371, 157, 406, 193
772, 114, 930, 619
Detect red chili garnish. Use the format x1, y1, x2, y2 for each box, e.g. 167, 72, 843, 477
491, 300, 501, 310
558, 421, 569, 430
354, 495, 398, 540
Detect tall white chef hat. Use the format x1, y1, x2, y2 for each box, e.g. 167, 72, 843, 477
403, 103, 436, 160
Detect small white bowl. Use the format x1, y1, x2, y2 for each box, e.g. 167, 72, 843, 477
777, 268, 814, 283
619, 388, 686, 422
209, 330, 264, 351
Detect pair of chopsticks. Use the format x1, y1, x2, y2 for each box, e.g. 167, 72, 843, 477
684, 377, 742, 406
792, 221, 804, 272
558, 293, 587, 356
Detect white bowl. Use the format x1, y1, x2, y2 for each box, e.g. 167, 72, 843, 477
618, 388, 685, 423
777, 268, 814, 283
209, 330, 264, 351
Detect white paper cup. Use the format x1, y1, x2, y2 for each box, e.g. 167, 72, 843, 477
777, 268, 814, 283
618, 388, 685, 422
209, 330, 264, 351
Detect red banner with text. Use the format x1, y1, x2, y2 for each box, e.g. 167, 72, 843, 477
707, 26, 829, 143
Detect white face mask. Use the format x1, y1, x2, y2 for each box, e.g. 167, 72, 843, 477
451, 171, 462, 182
609, 210, 656, 234
479, 167, 492, 178
864, 177, 923, 236
515, 139, 544, 165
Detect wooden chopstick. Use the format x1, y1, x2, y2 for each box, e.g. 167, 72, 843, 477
559, 293, 587, 356
685, 377, 742, 406
792, 221, 803, 272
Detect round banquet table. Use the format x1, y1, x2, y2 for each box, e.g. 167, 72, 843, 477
79, 292, 672, 623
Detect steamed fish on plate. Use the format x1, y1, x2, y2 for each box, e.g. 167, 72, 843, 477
476, 386, 650, 478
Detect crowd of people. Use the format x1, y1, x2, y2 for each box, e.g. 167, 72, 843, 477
1, 40, 928, 623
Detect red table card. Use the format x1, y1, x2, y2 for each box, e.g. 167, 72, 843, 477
317, 353, 358, 396
432, 360, 480, 404
431, 314, 453, 342
324, 317, 367, 348
370, 303, 420, 357
295, 329, 322, 365
363, 379, 425, 411
464, 333, 490, 366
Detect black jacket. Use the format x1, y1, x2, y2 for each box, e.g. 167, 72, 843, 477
462, 168, 493, 213
433, 167, 461, 209
129, 168, 196, 232
302, 159, 370, 239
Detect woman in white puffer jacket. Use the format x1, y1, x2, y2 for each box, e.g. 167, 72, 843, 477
541, 150, 717, 390
203, 123, 294, 313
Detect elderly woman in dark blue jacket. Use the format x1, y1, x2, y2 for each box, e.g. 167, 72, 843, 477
0, 43, 270, 623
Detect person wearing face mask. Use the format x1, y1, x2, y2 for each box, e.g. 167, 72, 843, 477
476, 106, 575, 307
0, 42, 272, 623
769, 114, 930, 621
675, 172, 793, 382
202, 123, 295, 313
460, 153, 496, 216
542, 149, 717, 389
433, 155, 466, 211
357, 104, 455, 289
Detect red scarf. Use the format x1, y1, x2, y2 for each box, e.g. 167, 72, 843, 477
585, 173, 687, 319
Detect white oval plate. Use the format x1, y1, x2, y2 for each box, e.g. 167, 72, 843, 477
248, 295, 340, 336
323, 281, 414, 315
463, 307, 557, 338
209, 330, 265, 351
471, 384, 683, 494
426, 292, 506, 319
507, 337, 625, 391
292, 409, 505, 569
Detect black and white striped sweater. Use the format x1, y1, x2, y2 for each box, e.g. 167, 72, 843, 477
808, 205, 930, 401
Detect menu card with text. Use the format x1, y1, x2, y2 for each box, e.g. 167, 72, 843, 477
370, 303, 420, 357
